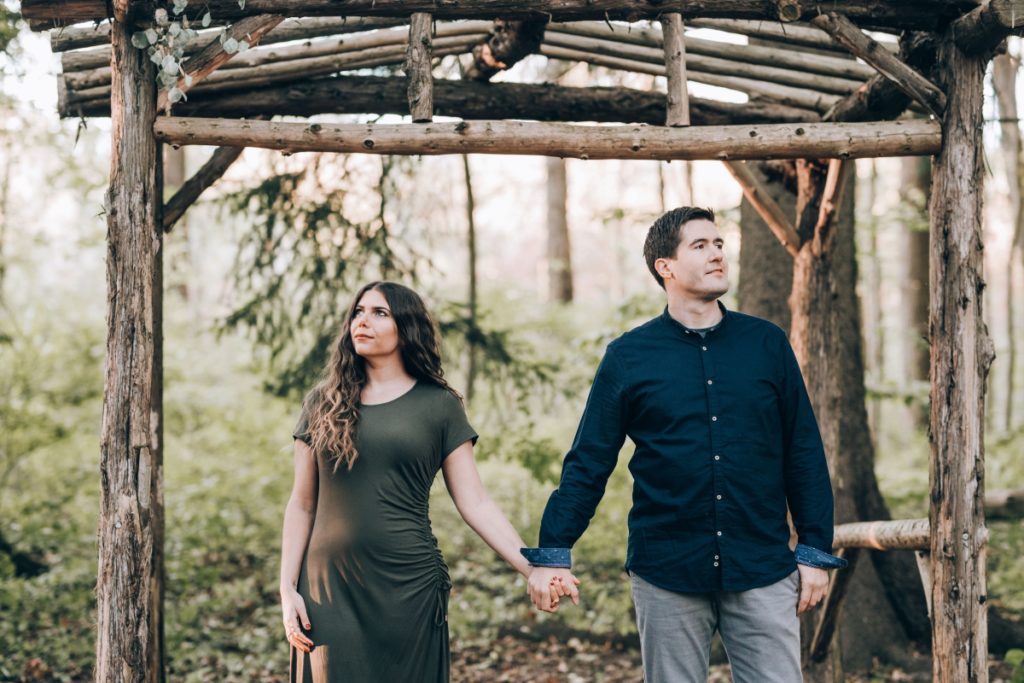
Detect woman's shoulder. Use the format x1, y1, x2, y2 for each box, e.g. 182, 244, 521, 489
416, 381, 464, 409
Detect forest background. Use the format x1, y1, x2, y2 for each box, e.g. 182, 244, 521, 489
1, 3, 1023, 681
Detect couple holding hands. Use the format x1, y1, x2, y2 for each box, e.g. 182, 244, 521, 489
279, 207, 846, 683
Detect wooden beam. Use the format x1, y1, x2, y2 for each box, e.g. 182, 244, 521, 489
953, 0, 1024, 56
833, 519, 930, 550
985, 488, 1024, 520
810, 157, 854, 255
539, 45, 842, 113
97, 13, 164, 683
54, 16, 404, 55
915, 550, 933, 620
465, 19, 547, 81
23, 1, 971, 31
687, 17, 896, 52
163, 145, 244, 232
660, 13, 689, 126
406, 13, 433, 122
545, 21, 875, 81
542, 32, 864, 96
928, 28, 992, 683
811, 12, 946, 118
722, 160, 800, 257
62, 20, 484, 73
64, 74, 821, 125
64, 37, 478, 103
157, 14, 284, 111
825, 31, 938, 122
154, 117, 941, 160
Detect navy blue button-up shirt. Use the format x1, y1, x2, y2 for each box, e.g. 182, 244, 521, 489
537, 304, 835, 593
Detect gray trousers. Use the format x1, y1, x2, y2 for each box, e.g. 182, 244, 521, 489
630, 571, 802, 683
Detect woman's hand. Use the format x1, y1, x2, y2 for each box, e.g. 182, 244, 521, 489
280, 587, 314, 653
527, 567, 580, 612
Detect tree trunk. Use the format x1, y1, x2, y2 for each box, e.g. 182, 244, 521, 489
96, 16, 165, 683
546, 156, 573, 303
462, 154, 479, 403
927, 31, 993, 683
993, 53, 1021, 432
737, 161, 793, 331
790, 164, 919, 679
901, 156, 931, 428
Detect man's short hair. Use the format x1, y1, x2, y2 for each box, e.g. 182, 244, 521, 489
643, 206, 717, 289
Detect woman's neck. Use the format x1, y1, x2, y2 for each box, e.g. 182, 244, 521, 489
363, 355, 413, 388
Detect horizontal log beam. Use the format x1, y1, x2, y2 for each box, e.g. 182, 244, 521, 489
23, 1, 972, 32
153, 117, 941, 161
540, 44, 842, 112
687, 18, 897, 51
811, 12, 946, 118
63, 38, 477, 102
834, 519, 930, 550
63, 74, 822, 125
53, 16, 404, 55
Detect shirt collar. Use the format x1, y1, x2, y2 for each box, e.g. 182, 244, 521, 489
659, 300, 730, 338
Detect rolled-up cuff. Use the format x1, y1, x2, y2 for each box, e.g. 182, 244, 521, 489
520, 547, 572, 569
795, 543, 848, 569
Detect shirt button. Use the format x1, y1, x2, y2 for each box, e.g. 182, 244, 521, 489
714, 555, 720, 560
702, 346, 708, 351
714, 562, 719, 567
711, 416, 718, 422
714, 455, 721, 461
716, 494, 722, 500
707, 380, 713, 385
716, 531, 723, 536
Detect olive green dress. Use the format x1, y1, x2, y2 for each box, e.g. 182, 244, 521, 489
290, 382, 477, 683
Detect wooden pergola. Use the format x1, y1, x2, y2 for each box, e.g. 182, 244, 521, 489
22, 1, 1021, 681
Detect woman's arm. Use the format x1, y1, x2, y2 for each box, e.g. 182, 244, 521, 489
441, 441, 579, 605
279, 439, 318, 652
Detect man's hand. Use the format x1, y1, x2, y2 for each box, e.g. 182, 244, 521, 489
527, 567, 580, 613
796, 564, 829, 615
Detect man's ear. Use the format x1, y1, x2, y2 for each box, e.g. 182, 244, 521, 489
655, 257, 673, 281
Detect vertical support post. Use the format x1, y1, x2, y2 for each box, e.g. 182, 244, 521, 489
660, 13, 690, 127
97, 12, 164, 683
406, 13, 434, 122
927, 29, 993, 683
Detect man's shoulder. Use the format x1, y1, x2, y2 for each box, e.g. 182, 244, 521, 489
608, 316, 664, 350
728, 310, 788, 340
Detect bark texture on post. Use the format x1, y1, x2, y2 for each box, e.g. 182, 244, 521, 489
928, 31, 993, 683
98, 15, 164, 683
406, 12, 433, 121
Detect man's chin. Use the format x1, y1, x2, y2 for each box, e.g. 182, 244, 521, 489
703, 283, 730, 300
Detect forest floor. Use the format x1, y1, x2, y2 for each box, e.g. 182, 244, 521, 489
449, 635, 1021, 683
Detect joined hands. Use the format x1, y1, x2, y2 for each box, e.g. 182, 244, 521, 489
527, 567, 581, 613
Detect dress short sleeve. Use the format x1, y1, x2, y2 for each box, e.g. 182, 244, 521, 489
292, 391, 316, 446
440, 391, 478, 459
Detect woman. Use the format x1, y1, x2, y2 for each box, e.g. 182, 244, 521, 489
279, 281, 577, 682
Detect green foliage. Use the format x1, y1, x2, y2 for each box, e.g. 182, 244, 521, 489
0, 5, 20, 62
217, 157, 417, 396
1005, 649, 1024, 683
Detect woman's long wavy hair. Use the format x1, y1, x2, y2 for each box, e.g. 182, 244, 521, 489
305, 282, 460, 472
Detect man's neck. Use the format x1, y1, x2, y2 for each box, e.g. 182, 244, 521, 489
666, 296, 723, 330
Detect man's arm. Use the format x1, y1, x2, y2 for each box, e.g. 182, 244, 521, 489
778, 338, 847, 612
522, 347, 630, 610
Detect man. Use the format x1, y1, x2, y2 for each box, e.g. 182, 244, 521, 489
521, 207, 846, 682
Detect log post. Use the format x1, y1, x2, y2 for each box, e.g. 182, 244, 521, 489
927, 28, 994, 683
406, 12, 433, 122
660, 13, 689, 126
97, 12, 164, 683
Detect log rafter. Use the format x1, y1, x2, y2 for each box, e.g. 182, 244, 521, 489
811, 12, 946, 118
163, 145, 244, 231
157, 13, 283, 111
